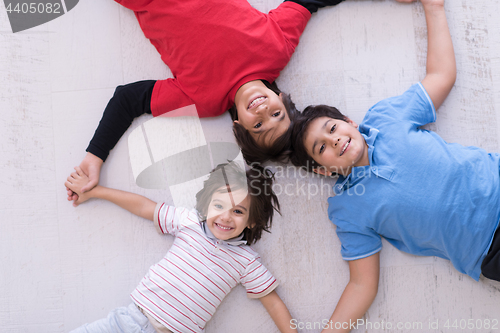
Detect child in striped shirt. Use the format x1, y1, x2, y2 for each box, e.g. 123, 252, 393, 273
65, 162, 295, 333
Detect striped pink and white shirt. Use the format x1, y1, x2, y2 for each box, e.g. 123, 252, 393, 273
130, 203, 279, 333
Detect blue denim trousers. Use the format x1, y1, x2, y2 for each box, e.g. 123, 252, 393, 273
70, 303, 157, 333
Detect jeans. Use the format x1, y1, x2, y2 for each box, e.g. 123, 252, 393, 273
69, 303, 157, 333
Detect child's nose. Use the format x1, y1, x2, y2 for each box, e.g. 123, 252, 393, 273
220, 210, 231, 221
255, 104, 267, 114
333, 138, 340, 147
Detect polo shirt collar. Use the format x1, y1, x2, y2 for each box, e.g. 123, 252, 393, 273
334, 127, 394, 194
200, 221, 247, 246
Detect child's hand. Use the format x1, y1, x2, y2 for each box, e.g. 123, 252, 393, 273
66, 152, 103, 204
395, 0, 445, 7
65, 166, 95, 206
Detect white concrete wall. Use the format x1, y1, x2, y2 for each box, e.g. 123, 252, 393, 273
1, 0, 500, 332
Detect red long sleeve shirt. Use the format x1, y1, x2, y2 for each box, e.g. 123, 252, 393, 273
117, 0, 311, 118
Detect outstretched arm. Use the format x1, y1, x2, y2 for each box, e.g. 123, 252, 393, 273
86, 80, 156, 162
65, 166, 156, 221
66, 80, 156, 202
321, 253, 380, 333
260, 290, 297, 333
418, 0, 456, 110
285, 0, 344, 14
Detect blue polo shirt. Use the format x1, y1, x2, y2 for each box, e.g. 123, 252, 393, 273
328, 83, 500, 280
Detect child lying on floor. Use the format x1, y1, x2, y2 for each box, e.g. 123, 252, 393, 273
290, 0, 499, 331
66, 162, 295, 333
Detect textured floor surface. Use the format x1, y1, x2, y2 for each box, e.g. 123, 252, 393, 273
1, 0, 500, 332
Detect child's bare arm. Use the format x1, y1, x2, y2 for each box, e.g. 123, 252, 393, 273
321, 253, 380, 333
260, 290, 297, 333
65, 166, 156, 221
419, 0, 456, 110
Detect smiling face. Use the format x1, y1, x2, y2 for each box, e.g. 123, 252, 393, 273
233, 80, 290, 147
304, 116, 370, 176
206, 187, 252, 241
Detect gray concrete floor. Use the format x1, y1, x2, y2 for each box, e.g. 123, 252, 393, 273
1, 0, 500, 332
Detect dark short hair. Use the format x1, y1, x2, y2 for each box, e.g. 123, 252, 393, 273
229, 81, 299, 164
195, 162, 280, 245
289, 105, 348, 174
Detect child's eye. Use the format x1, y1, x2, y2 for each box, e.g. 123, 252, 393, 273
254, 122, 262, 129
319, 144, 325, 154
272, 111, 281, 117
233, 209, 243, 215
214, 204, 223, 209
330, 124, 336, 133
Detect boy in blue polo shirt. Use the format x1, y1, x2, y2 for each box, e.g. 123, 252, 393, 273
290, 0, 500, 331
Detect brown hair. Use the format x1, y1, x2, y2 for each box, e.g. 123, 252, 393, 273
229, 81, 299, 164
195, 162, 280, 245
289, 104, 348, 174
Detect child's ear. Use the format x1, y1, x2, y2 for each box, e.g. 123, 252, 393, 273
233, 120, 240, 125
345, 117, 359, 129
278, 93, 283, 102
312, 168, 333, 177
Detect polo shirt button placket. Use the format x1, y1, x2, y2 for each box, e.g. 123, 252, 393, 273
214, 240, 220, 252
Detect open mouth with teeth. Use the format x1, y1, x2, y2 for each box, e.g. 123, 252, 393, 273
214, 222, 233, 231
248, 96, 266, 109
340, 138, 351, 156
